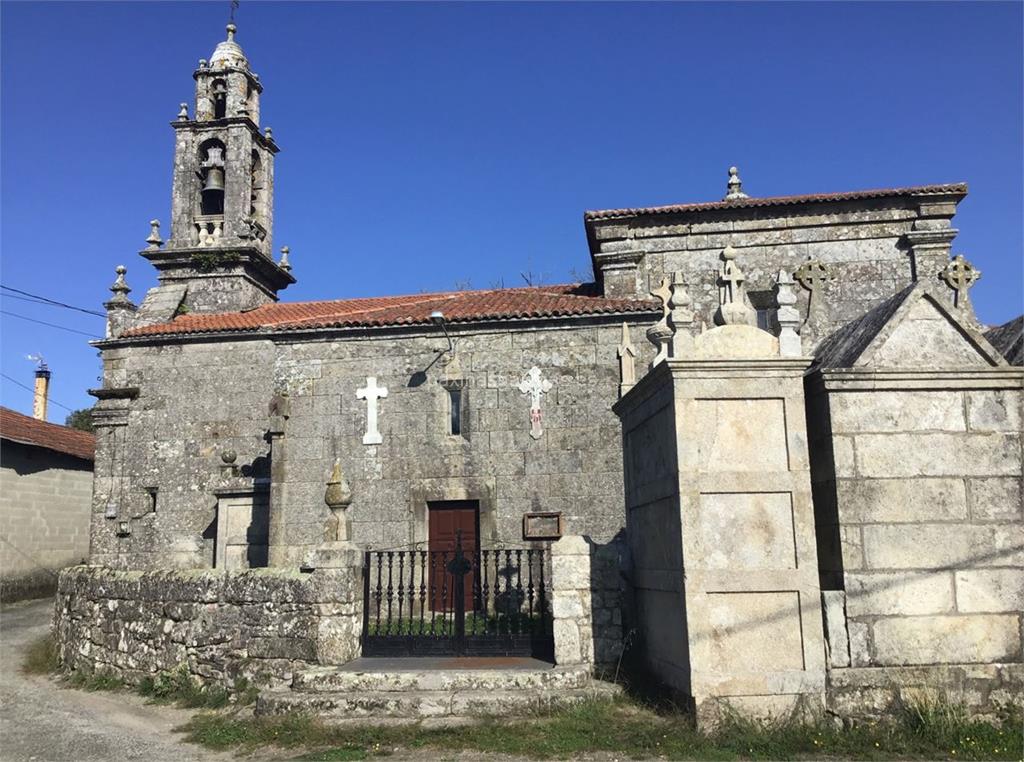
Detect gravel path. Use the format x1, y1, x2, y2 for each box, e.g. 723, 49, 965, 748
0, 597, 235, 762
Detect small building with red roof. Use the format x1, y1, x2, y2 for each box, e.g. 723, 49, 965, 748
0, 406, 94, 601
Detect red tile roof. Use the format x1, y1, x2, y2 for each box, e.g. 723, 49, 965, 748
0, 407, 95, 462
584, 183, 968, 221
122, 283, 658, 339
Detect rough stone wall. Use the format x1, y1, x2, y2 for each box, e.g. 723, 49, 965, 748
550, 535, 624, 670
828, 663, 1024, 722
589, 198, 959, 342
91, 318, 656, 569
54, 564, 362, 689
0, 442, 92, 601
813, 385, 1023, 668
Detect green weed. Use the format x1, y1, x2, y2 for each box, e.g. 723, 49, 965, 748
21, 632, 59, 675
179, 694, 1024, 761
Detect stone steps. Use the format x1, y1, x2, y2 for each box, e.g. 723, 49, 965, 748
256, 664, 620, 722
291, 664, 592, 693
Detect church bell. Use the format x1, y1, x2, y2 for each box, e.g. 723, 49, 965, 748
202, 166, 225, 193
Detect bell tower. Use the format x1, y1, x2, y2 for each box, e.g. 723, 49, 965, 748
142, 23, 293, 314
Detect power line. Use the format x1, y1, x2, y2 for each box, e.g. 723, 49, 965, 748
1, 285, 106, 318
3, 292, 106, 316
1, 310, 101, 338
0, 373, 76, 413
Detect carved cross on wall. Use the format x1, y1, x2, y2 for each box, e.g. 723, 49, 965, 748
940, 255, 981, 311
518, 366, 552, 440
795, 258, 830, 293
356, 376, 388, 445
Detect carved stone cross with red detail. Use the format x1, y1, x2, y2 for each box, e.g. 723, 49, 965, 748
518, 366, 552, 440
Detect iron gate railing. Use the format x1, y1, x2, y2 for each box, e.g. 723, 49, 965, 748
361, 536, 554, 658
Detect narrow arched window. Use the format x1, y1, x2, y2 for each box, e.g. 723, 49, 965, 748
212, 79, 227, 119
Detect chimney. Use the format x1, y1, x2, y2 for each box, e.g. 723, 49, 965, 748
33, 363, 51, 421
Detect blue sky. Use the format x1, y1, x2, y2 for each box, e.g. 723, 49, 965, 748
2, 1, 1021, 420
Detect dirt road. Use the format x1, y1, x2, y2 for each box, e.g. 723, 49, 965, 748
0, 598, 233, 762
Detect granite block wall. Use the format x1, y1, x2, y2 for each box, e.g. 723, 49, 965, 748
812, 384, 1023, 669
587, 194, 962, 346
54, 564, 362, 689
90, 317, 656, 570
550, 534, 625, 670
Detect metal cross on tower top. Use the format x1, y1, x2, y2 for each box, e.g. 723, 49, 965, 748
940, 255, 982, 309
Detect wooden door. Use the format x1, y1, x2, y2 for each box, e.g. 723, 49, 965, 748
428, 501, 479, 611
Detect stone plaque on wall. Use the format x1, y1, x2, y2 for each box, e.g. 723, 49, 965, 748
523, 512, 563, 540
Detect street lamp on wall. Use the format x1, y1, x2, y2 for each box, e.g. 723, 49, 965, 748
429, 310, 455, 354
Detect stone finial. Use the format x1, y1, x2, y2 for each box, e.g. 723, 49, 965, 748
198, 58, 208, 69
226, 22, 237, 42
219, 449, 239, 478
616, 322, 636, 398
668, 270, 695, 358
325, 459, 354, 542
264, 126, 273, 141
145, 219, 163, 249
177, 102, 189, 121
775, 269, 802, 357
714, 246, 755, 326
646, 276, 673, 368
723, 166, 749, 201
279, 245, 292, 272
325, 459, 353, 511
104, 265, 136, 338
940, 254, 981, 316
107, 265, 132, 306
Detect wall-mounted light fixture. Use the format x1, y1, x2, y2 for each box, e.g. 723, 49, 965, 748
429, 311, 455, 354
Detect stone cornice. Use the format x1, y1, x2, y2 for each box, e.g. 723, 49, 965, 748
141, 245, 296, 292
88, 387, 140, 400
170, 117, 279, 153
812, 366, 1024, 392
92, 309, 658, 350
193, 64, 264, 93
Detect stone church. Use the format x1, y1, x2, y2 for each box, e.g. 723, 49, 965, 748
57, 24, 1022, 724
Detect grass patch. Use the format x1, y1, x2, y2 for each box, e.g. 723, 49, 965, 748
68, 669, 125, 692
21, 632, 59, 675
137, 667, 231, 709
180, 696, 1024, 760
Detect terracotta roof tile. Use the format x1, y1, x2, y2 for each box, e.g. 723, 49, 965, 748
0, 407, 95, 462
584, 183, 968, 221
122, 283, 659, 339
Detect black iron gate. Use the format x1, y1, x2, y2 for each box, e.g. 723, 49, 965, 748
361, 535, 554, 658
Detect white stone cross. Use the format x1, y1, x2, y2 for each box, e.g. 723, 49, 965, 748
356, 376, 388, 445
518, 366, 552, 440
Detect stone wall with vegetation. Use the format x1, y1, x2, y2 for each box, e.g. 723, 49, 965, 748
54, 565, 362, 689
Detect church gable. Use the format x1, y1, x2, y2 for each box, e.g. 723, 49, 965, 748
857, 288, 1005, 369
815, 284, 1006, 370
